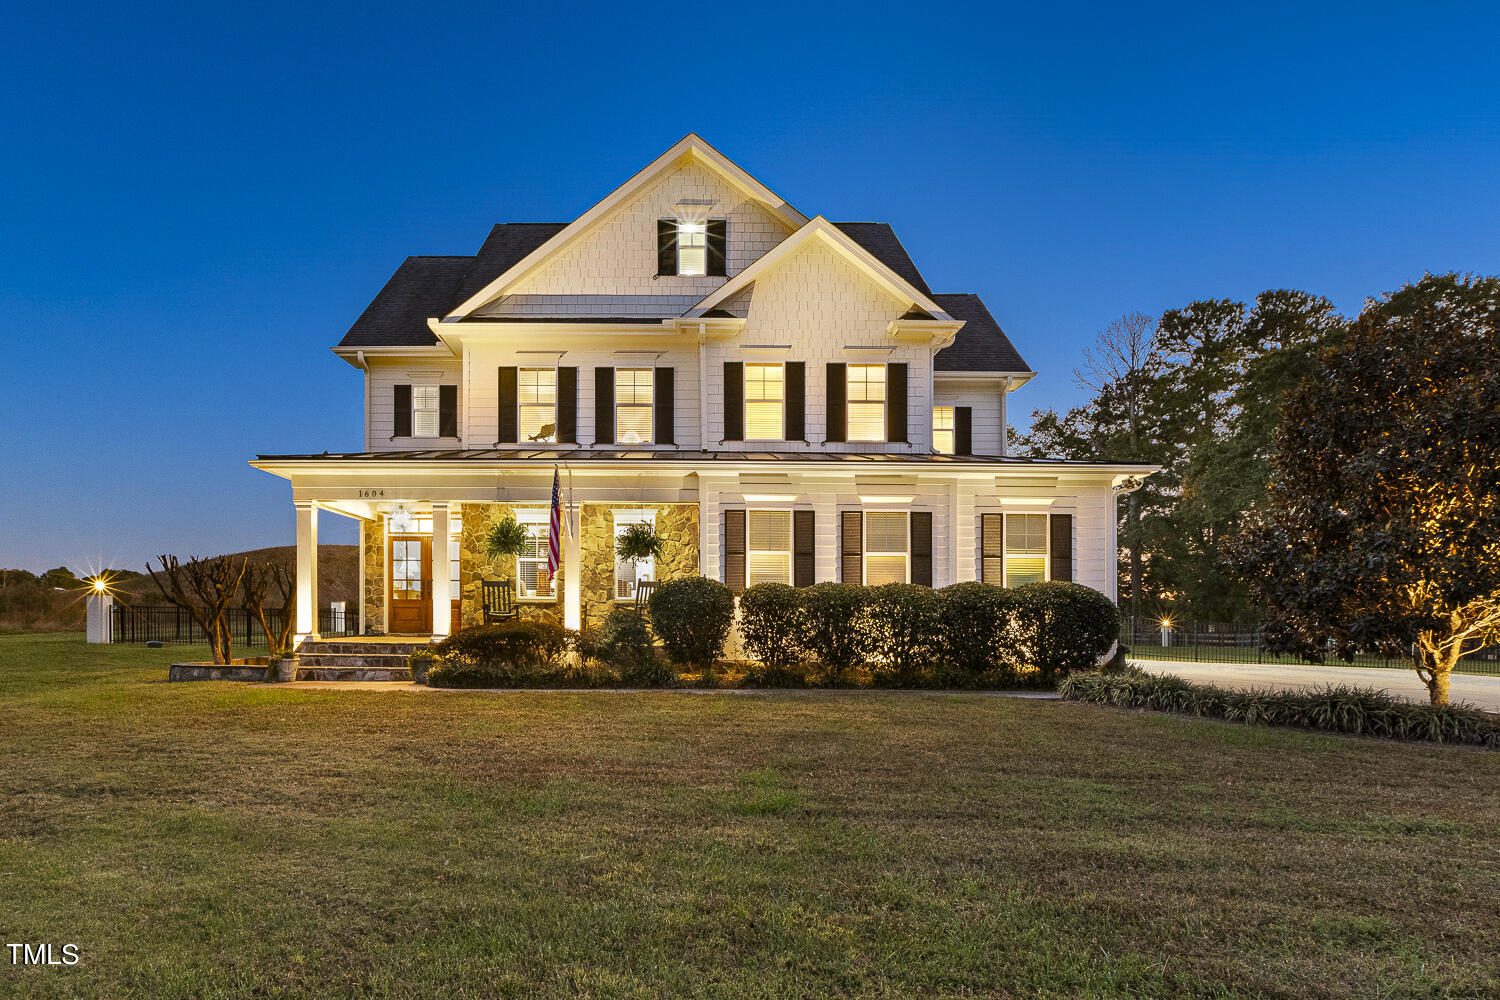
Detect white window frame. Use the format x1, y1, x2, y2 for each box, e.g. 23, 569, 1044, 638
613, 367, 654, 445
746, 509, 794, 586
743, 362, 786, 441
411, 384, 441, 438
518, 367, 558, 444
513, 508, 556, 600
932, 406, 955, 455
846, 364, 888, 443
676, 219, 707, 276
612, 509, 657, 601
862, 510, 910, 585
1002, 512, 1050, 588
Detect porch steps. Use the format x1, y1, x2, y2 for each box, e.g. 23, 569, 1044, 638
291, 638, 431, 682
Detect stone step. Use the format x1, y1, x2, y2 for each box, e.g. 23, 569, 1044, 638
294, 665, 412, 683
297, 640, 429, 656
295, 652, 413, 669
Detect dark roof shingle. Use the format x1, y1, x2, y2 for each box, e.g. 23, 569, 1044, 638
832, 222, 932, 294
931, 293, 1032, 373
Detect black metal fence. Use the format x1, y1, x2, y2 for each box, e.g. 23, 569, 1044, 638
110, 604, 357, 646
1120, 618, 1500, 676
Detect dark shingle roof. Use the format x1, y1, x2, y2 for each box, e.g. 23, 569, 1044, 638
832, 222, 932, 294
931, 293, 1032, 373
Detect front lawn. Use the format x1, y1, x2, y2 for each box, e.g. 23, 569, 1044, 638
2, 634, 1498, 998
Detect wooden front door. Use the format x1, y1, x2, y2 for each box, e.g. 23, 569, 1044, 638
388, 536, 431, 634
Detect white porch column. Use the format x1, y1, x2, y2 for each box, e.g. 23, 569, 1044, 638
563, 504, 582, 631
431, 503, 451, 638
294, 501, 320, 643
954, 478, 977, 583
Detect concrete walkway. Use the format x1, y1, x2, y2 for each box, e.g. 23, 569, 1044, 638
1132, 658, 1500, 713
264, 681, 1061, 699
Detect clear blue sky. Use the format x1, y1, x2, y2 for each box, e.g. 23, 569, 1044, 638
2, 1, 1496, 573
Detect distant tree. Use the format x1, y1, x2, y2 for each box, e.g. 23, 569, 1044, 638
1230, 273, 1500, 704
148, 555, 247, 664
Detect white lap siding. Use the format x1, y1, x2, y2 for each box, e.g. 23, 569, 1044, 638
365, 356, 463, 451
932, 376, 1009, 456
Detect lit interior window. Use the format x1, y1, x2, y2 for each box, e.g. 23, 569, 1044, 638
519, 368, 557, 443
932, 406, 955, 454
744, 363, 785, 440
677, 220, 707, 276
847, 365, 887, 442
863, 511, 908, 585
615, 368, 654, 444
614, 511, 656, 599
1004, 513, 1047, 586
517, 523, 556, 598
747, 510, 792, 585
412, 385, 440, 437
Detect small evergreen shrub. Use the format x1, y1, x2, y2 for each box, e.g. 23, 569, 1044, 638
1011, 582, 1118, 679
738, 582, 804, 669
798, 583, 870, 677
740, 660, 813, 688
864, 583, 941, 681
647, 576, 735, 678
597, 606, 655, 669
429, 621, 570, 676
936, 582, 1017, 676
1059, 673, 1500, 747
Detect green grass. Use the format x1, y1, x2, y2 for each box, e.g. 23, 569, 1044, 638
1128, 641, 1500, 676
3, 634, 1499, 998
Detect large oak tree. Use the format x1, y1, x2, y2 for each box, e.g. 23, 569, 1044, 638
1231, 274, 1500, 704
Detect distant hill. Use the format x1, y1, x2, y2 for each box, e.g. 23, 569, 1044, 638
116, 545, 359, 608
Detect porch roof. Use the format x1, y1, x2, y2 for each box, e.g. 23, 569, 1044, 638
253, 448, 1156, 470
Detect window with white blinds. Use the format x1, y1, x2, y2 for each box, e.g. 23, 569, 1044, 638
932, 406, 955, 454
519, 368, 557, 443
615, 368, 653, 444
746, 510, 792, 585
412, 385, 440, 437
677, 220, 707, 276
744, 363, 784, 440
613, 510, 656, 599
863, 511, 908, 585
847, 364, 887, 442
1004, 513, 1048, 586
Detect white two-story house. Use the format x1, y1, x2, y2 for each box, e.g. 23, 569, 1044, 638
252, 135, 1154, 641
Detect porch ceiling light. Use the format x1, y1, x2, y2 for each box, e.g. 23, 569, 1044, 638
390, 504, 414, 533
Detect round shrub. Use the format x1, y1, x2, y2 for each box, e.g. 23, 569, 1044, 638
797, 582, 870, 677
937, 582, 1018, 676
597, 606, 655, 669
738, 582, 804, 669
1011, 581, 1118, 679
864, 583, 941, 680
647, 576, 734, 677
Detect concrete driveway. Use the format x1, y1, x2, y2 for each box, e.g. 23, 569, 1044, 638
1132, 658, 1500, 713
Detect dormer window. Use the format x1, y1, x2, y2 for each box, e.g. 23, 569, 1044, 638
657, 219, 727, 277
411, 385, 441, 437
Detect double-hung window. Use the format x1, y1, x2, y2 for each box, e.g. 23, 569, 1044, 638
932, 406, 955, 454
747, 510, 792, 585
613, 510, 656, 599
519, 368, 557, 443
514, 511, 556, 599
1004, 513, 1047, 586
847, 364, 887, 442
615, 368, 654, 444
744, 363, 785, 440
412, 385, 441, 437
677, 220, 707, 276
863, 511, 909, 584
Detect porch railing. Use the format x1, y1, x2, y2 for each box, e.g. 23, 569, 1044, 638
109, 604, 357, 646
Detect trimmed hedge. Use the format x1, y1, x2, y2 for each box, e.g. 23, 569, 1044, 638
1060, 672, 1500, 747
1012, 581, 1118, 679
739, 583, 803, 669
426, 621, 572, 687
596, 606, 655, 669
797, 583, 869, 677
864, 583, 941, 680
937, 582, 1019, 676
648, 576, 734, 677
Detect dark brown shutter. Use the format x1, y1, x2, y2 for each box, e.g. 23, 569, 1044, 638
955, 406, 972, 455
980, 513, 1005, 584
1050, 513, 1073, 582
393, 384, 412, 438
725, 510, 746, 594
793, 510, 815, 587
825, 363, 846, 443
887, 363, 908, 443
911, 511, 932, 587
723, 362, 744, 441
840, 511, 862, 584
706, 219, 727, 276
594, 367, 614, 444
654, 367, 674, 445
438, 385, 458, 437
557, 367, 578, 443
496, 368, 517, 443
785, 362, 805, 441
657, 219, 677, 276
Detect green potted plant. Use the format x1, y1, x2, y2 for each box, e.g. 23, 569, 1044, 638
485, 515, 531, 566
268, 647, 298, 683
615, 521, 665, 564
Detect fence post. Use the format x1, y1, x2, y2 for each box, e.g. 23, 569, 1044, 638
86, 593, 113, 643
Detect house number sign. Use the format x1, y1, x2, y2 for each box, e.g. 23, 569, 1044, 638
358, 489, 387, 498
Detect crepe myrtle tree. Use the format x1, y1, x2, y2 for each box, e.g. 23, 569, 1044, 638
1230, 273, 1500, 705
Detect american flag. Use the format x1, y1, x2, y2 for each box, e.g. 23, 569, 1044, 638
546, 465, 562, 579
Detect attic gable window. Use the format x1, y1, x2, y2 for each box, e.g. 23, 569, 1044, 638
657, 219, 726, 277
677, 221, 707, 276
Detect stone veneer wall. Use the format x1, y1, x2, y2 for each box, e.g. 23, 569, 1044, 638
578, 503, 699, 628
361, 519, 384, 633
459, 504, 564, 627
